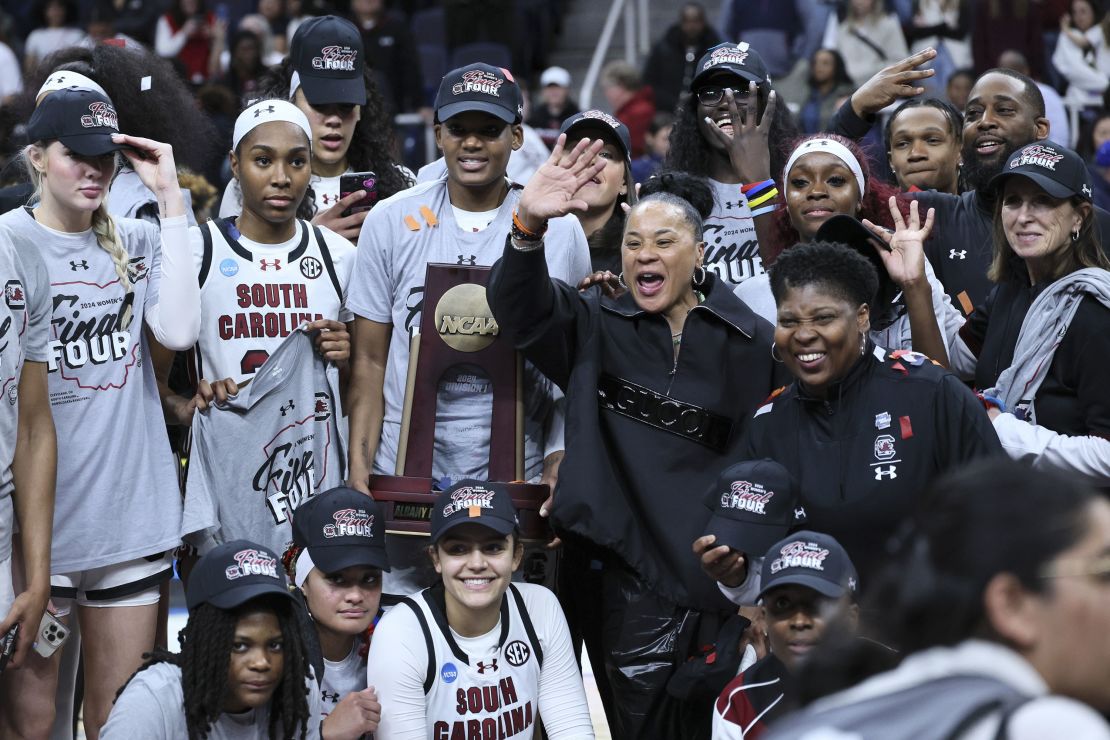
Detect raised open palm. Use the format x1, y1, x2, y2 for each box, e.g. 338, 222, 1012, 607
516, 134, 606, 226
862, 196, 935, 287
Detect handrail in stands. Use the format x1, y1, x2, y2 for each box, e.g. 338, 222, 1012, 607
579, 0, 653, 109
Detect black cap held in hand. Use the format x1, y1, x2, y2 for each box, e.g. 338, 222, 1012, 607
989, 140, 1093, 202
702, 459, 805, 555
291, 486, 390, 573
289, 15, 367, 106
185, 540, 292, 612
430, 479, 519, 543
691, 42, 771, 92
435, 63, 523, 124
758, 530, 859, 601
26, 87, 126, 157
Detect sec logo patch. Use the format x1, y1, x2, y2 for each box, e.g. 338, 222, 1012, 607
220, 259, 239, 277
504, 640, 531, 667
300, 255, 323, 279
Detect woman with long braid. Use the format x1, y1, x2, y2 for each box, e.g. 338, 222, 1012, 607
0, 86, 200, 738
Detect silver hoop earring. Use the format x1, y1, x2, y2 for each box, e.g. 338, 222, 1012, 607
1072, 228, 1080, 242
692, 265, 707, 287
771, 342, 784, 363
617, 272, 628, 289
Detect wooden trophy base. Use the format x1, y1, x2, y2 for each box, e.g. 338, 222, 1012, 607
370, 474, 551, 541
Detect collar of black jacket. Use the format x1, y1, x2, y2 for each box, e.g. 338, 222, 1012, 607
795, 339, 877, 406
602, 271, 760, 338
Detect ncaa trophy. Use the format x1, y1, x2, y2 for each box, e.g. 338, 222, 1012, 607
369, 264, 551, 580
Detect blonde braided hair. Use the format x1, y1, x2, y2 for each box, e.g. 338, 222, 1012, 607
90, 204, 132, 292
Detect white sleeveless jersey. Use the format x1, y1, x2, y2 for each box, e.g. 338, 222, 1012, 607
193, 218, 353, 383
402, 584, 545, 740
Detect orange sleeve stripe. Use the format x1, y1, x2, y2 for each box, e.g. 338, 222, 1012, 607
419, 206, 439, 227
404, 214, 421, 231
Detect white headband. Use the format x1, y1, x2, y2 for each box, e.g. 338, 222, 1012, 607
293, 547, 316, 588
784, 138, 866, 195
232, 99, 313, 151
37, 71, 107, 100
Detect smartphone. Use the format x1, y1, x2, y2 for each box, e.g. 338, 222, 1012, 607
0, 623, 18, 673
33, 611, 69, 659
339, 171, 379, 217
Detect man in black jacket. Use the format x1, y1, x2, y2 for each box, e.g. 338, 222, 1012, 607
642, 3, 722, 115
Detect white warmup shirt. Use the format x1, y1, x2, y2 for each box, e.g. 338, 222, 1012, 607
367, 582, 594, 739
185, 327, 346, 555
320, 643, 368, 724
102, 661, 323, 739
0, 206, 200, 572
190, 218, 353, 384
703, 178, 762, 288
0, 232, 50, 564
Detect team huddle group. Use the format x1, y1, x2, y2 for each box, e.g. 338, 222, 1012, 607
0, 7, 1109, 740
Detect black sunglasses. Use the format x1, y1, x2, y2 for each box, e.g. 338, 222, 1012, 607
695, 85, 753, 107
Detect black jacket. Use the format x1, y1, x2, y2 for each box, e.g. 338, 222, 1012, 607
960, 281, 1110, 439
488, 240, 785, 611
739, 345, 1002, 589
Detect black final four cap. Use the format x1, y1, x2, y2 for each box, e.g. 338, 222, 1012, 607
702, 459, 806, 555
559, 109, 632, 165
758, 531, 859, 601
691, 42, 771, 91
988, 140, 1093, 202
291, 486, 390, 572
26, 87, 126, 157
435, 63, 523, 124
290, 15, 367, 106
430, 479, 520, 543
185, 540, 293, 612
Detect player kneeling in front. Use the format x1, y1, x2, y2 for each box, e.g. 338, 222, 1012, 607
366, 480, 594, 739
102, 540, 321, 738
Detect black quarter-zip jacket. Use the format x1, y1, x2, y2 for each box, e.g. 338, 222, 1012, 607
739, 345, 1002, 589
489, 238, 787, 611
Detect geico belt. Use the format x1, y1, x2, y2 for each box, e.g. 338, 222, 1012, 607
597, 373, 733, 452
